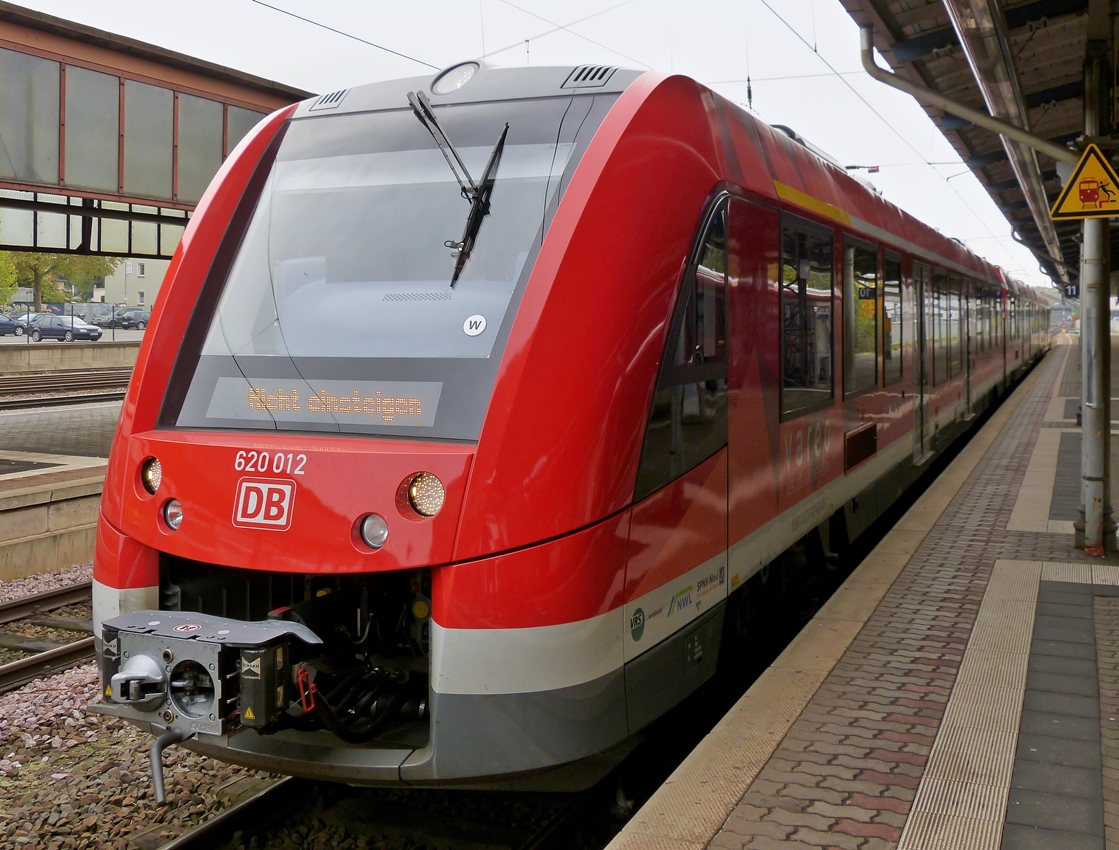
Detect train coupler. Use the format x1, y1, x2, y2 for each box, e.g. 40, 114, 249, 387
93, 610, 322, 740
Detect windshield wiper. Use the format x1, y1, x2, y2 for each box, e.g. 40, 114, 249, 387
408, 90, 508, 288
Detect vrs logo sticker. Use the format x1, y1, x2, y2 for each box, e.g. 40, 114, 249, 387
629, 608, 645, 641
233, 477, 296, 530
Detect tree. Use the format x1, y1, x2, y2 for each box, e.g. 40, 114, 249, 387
11, 253, 121, 310
0, 252, 16, 306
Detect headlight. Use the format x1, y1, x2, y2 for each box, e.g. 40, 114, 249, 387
359, 513, 389, 549
407, 473, 445, 517
141, 458, 162, 494
164, 499, 183, 530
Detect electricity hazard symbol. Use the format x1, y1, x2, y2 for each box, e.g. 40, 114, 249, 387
1050, 144, 1119, 220
243, 707, 256, 721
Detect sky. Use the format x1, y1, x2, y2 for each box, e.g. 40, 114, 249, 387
18, 0, 1058, 290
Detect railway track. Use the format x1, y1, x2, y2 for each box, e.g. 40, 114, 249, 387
0, 368, 131, 410
157, 773, 618, 850
0, 580, 95, 694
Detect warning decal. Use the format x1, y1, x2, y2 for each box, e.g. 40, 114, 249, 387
1050, 144, 1119, 220
243, 707, 256, 721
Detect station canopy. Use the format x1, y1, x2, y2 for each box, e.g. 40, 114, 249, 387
839, 0, 1097, 288
0, 1, 310, 259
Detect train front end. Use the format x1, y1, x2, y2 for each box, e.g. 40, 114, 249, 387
91, 64, 653, 789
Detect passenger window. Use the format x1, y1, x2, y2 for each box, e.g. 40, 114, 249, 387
883, 253, 902, 385
843, 238, 878, 397
633, 199, 730, 501
781, 216, 834, 417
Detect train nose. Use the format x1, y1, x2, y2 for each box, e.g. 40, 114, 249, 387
112, 434, 474, 575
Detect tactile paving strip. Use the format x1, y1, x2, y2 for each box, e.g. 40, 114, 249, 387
897, 561, 1039, 849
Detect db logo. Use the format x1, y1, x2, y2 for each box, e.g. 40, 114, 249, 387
233, 478, 296, 530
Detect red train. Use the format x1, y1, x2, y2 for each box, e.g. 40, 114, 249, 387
93, 62, 1049, 791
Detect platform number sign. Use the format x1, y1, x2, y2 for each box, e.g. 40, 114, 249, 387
1064, 283, 1080, 299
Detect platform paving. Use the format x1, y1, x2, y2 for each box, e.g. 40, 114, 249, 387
0, 399, 121, 458
609, 334, 1119, 850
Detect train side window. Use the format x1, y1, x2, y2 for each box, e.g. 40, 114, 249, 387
932, 268, 948, 385
781, 216, 834, 417
633, 199, 729, 501
843, 238, 878, 397
883, 253, 902, 385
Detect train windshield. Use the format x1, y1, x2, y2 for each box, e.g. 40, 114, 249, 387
172, 95, 614, 440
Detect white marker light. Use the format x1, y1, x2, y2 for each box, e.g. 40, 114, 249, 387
164, 499, 183, 531
360, 514, 389, 549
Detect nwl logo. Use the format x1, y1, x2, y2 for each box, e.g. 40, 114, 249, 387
233, 478, 296, 530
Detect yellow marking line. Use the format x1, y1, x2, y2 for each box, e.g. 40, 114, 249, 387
773, 181, 852, 226
605, 351, 1052, 850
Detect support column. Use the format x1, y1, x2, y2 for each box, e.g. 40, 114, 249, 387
1078, 30, 1115, 555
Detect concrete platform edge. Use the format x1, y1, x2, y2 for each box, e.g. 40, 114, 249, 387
605, 359, 1047, 850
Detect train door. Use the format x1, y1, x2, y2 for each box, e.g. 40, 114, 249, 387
965, 279, 973, 412
913, 262, 932, 460
624, 197, 729, 732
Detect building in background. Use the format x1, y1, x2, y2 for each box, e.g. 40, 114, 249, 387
94, 258, 170, 308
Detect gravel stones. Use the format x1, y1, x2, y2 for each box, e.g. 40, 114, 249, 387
0, 563, 92, 604
0, 564, 275, 847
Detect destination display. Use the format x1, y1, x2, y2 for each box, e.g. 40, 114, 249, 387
205, 377, 442, 427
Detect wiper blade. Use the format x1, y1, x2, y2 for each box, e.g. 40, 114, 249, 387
448, 123, 508, 288
408, 90, 475, 199
407, 90, 508, 288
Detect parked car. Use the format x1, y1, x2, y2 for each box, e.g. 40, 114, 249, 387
29, 315, 103, 342
0, 315, 26, 336
94, 309, 150, 329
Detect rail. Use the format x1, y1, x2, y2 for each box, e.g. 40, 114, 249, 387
0, 368, 131, 410
0, 580, 95, 694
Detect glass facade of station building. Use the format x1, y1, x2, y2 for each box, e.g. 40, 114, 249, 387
0, 46, 270, 258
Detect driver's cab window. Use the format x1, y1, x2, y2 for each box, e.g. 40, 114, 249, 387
634, 198, 729, 501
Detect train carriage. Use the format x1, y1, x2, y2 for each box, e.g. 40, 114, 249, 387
92, 63, 1049, 791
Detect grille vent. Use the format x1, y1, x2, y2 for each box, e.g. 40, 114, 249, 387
383, 292, 452, 302
561, 65, 617, 89
309, 89, 349, 111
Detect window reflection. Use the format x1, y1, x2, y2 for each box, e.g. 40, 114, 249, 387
781, 217, 833, 416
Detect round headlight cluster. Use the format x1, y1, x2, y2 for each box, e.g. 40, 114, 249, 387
431, 61, 479, 95
360, 513, 389, 549
164, 499, 183, 531
141, 458, 162, 494
407, 472, 445, 517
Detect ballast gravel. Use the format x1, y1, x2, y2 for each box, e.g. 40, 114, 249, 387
0, 662, 274, 849
1, 565, 274, 848
0, 563, 93, 604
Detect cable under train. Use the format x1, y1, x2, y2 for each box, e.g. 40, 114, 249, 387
91, 61, 1050, 794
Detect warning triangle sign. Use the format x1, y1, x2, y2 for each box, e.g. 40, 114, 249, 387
243, 706, 256, 721
1050, 144, 1119, 220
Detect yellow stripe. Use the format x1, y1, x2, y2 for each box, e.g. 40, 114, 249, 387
774, 180, 852, 226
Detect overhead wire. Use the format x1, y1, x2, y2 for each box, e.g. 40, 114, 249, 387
484, 0, 638, 60
497, 0, 651, 68
250, 1, 441, 70
754, 0, 1015, 267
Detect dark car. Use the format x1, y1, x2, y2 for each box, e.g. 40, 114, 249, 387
29, 315, 103, 342
94, 309, 150, 329
0, 315, 25, 336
